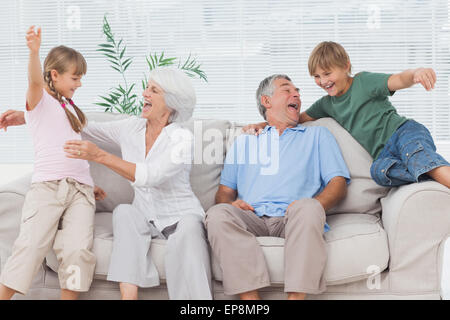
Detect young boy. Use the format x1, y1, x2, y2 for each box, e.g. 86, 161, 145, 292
245, 41, 450, 188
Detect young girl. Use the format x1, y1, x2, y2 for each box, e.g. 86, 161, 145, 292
245, 41, 450, 189
0, 26, 104, 300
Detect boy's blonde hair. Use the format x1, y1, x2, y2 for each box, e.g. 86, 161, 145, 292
308, 41, 352, 76
43, 45, 87, 133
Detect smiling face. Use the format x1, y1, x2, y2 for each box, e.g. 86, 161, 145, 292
141, 80, 169, 120
263, 78, 301, 127
51, 64, 83, 99
312, 64, 353, 97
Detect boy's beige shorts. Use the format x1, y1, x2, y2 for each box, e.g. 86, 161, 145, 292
0, 178, 96, 295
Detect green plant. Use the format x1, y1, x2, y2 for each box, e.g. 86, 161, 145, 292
96, 15, 207, 115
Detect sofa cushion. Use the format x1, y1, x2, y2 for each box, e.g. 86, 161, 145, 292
211, 213, 389, 286
46, 212, 169, 281
46, 212, 389, 286
46, 212, 113, 279
303, 118, 390, 214
180, 118, 232, 212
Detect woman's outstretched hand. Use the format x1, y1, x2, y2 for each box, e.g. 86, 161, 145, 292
64, 140, 104, 162
0, 110, 25, 132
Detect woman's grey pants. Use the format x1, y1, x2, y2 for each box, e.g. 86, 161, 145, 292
107, 204, 212, 300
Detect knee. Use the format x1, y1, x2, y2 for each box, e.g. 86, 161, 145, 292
61, 247, 96, 268
205, 203, 233, 230
288, 198, 325, 225
176, 214, 206, 239
179, 214, 203, 228
112, 204, 133, 225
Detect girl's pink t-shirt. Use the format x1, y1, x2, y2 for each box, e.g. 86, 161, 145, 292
24, 89, 94, 187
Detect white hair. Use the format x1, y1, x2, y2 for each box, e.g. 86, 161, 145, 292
256, 74, 292, 120
148, 67, 196, 123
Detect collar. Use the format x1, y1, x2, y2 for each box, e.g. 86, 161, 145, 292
262, 124, 306, 134
139, 118, 181, 135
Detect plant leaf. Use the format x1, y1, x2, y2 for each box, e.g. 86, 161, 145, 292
110, 66, 121, 73
98, 43, 115, 48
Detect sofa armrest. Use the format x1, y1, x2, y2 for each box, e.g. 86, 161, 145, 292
0, 174, 31, 270
381, 181, 450, 293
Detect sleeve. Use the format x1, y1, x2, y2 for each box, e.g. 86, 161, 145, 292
132, 128, 193, 188
219, 137, 240, 190
81, 118, 130, 147
305, 97, 329, 120
317, 127, 351, 186
360, 71, 395, 98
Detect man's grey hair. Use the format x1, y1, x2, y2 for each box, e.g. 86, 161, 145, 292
256, 74, 292, 120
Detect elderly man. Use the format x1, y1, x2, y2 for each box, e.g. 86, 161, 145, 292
205, 74, 350, 300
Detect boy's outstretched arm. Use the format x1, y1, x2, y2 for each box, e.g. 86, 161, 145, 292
388, 68, 436, 92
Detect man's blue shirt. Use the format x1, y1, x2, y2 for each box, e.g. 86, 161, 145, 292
220, 124, 351, 232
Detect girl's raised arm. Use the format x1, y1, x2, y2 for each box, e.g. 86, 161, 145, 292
25, 26, 44, 111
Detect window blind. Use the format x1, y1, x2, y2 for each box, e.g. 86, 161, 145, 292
0, 0, 449, 163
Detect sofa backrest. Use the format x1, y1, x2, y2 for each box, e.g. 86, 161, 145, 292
86, 112, 389, 215
303, 118, 390, 214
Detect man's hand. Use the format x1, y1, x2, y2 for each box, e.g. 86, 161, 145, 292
0, 110, 26, 132
94, 186, 107, 201
286, 200, 297, 212
231, 199, 255, 212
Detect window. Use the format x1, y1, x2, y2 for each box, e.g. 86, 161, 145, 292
1, 0, 449, 163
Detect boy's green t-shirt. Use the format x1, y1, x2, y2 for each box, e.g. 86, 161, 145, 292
305, 71, 408, 160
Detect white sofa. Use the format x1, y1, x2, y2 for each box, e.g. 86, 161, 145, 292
0, 112, 449, 299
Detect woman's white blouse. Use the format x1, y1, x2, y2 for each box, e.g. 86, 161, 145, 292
83, 117, 205, 231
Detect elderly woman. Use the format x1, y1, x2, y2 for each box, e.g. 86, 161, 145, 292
0, 68, 212, 300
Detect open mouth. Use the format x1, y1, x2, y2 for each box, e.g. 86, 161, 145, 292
143, 101, 152, 111
288, 103, 299, 111
324, 83, 335, 92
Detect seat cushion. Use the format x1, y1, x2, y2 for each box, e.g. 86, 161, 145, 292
47, 213, 389, 286
211, 213, 389, 286
46, 212, 169, 281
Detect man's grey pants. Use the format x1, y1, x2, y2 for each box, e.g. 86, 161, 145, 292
107, 204, 212, 300
205, 198, 327, 296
